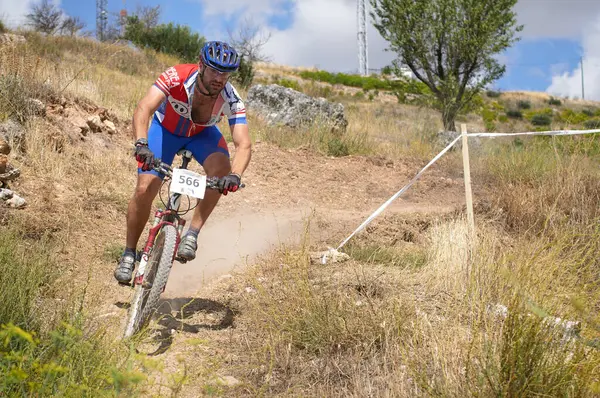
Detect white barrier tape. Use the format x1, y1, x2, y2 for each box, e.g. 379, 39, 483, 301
336, 135, 462, 251
332, 127, 600, 256
468, 129, 600, 138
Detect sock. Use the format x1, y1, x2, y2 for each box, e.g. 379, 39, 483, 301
186, 228, 200, 241
123, 247, 136, 258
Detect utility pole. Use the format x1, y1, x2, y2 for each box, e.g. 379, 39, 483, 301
96, 0, 108, 41
357, 0, 368, 76
581, 56, 585, 100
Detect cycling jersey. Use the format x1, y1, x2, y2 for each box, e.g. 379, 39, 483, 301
153, 64, 247, 137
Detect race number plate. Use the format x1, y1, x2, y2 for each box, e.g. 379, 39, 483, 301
170, 168, 207, 199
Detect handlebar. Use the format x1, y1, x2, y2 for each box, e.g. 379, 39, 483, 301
150, 159, 245, 190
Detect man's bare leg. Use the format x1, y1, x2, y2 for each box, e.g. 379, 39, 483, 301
115, 173, 162, 283
177, 153, 231, 260
126, 173, 163, 249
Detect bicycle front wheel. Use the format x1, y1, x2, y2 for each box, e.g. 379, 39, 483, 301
123, 224, 178, 338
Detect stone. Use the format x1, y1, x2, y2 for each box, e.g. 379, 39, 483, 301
0, 188, 26, 208
312, 248, 350, 265
25, 98, 46, 117
0, 138, 10, 155
246, 84, 348, 133
0, 119, 25, 152
216, 376, 241, 387
0, 154, 7, 174
0, 34, 27, 46
87, 115, 103, 133
103, 120, 117, 135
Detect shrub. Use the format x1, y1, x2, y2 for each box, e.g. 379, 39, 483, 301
298, 70, 394, 91
530, 113, 552, 126
558, 109, 589, 124
0, 19, 6, 34
582, 108, 596, 117
548, 97, 562, 106
486, 90, 501, 98
0, 225, 143, 396
232, 57, 254, 89
124, 17, 205, 63
327, 138, 349, 157
275, 78, 301, 92
583, 118, 600, 129
498, 114, 508, 123
506, 109, 522, 119
517, 100, 531, 110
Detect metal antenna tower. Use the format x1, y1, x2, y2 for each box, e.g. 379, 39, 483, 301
357, 0, 368, 76
96, 0, 108, 41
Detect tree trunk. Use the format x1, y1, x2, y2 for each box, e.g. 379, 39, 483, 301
442, 105, 458, 132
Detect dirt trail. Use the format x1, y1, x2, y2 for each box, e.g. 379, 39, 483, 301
157, 140, 467, 296
164, 208, 311, 296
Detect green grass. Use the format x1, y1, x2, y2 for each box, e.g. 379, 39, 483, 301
345, 243, 427, 269
298, 70, 400, 91
0, 223, 144, 396
258, 119, 374, 157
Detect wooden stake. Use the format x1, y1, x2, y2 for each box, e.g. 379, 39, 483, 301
461, 124, 475, 236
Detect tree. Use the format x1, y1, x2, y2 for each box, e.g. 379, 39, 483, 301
227, 17, 271, 63
124, 16, 205, 63
370, 0, 522, 131
26, 0, 63, 35
60, 15, 85, 36
227, 18, 271, 89
135, 5, 161, 30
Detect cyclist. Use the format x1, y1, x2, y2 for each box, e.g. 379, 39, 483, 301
114, 41, 251, 284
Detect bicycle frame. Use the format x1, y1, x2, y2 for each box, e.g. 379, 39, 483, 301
132, 151, 193, 286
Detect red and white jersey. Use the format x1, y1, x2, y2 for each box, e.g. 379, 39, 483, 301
153, 64, 247, 137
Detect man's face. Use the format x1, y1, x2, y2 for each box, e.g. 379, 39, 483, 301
200, 63, 231, 95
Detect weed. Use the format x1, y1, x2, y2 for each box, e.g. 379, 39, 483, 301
548, 96, 562, 106
530, 113, 552, 126
506, 109, 522, 119
517, 100, 531, 110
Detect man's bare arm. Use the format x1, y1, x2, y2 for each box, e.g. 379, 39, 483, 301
229, 123, 252, 176
132, 86, 166, 141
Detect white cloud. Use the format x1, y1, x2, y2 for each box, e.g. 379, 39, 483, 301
546, 15, 600, 100
0, 0, 61, 29
515, 0, 600, 39
261, 0, 395, 73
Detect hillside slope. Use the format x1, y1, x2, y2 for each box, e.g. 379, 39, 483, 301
1, 33, 599, 397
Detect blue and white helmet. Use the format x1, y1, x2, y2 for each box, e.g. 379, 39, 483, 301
200, 41, 241, 73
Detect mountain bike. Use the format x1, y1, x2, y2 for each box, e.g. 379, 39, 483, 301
122, 149, 242, 339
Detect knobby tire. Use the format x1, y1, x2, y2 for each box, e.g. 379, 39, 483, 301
123, 224, 177, 338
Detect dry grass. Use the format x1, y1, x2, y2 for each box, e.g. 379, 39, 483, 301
222, 208, 600, 397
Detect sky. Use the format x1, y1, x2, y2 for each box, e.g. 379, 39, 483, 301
2, 0, 600, 99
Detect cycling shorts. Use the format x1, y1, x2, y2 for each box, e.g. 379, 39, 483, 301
138, 116, 230, 178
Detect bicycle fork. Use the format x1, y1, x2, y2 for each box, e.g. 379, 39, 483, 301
132, 209, 186, 288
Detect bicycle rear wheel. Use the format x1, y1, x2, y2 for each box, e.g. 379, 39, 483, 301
123, 224, 178, 338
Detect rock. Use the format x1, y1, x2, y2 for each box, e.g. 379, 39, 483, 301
87, 115, 103, 133
25, 98, 46, 117
0, 34, 27, 46
0, 138, 10, 155
6, 194, 26, 208
0, 166, 21, 183
312, 248, 351, 265
436, 130, 460, 150
0, 155, 7, 174
247, 84, 348, 133
216, 376, 241, 387
0, 119, 25, 152
435, 130, 483, 153
103, 120, 116, 135
0, 188, 26, 208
